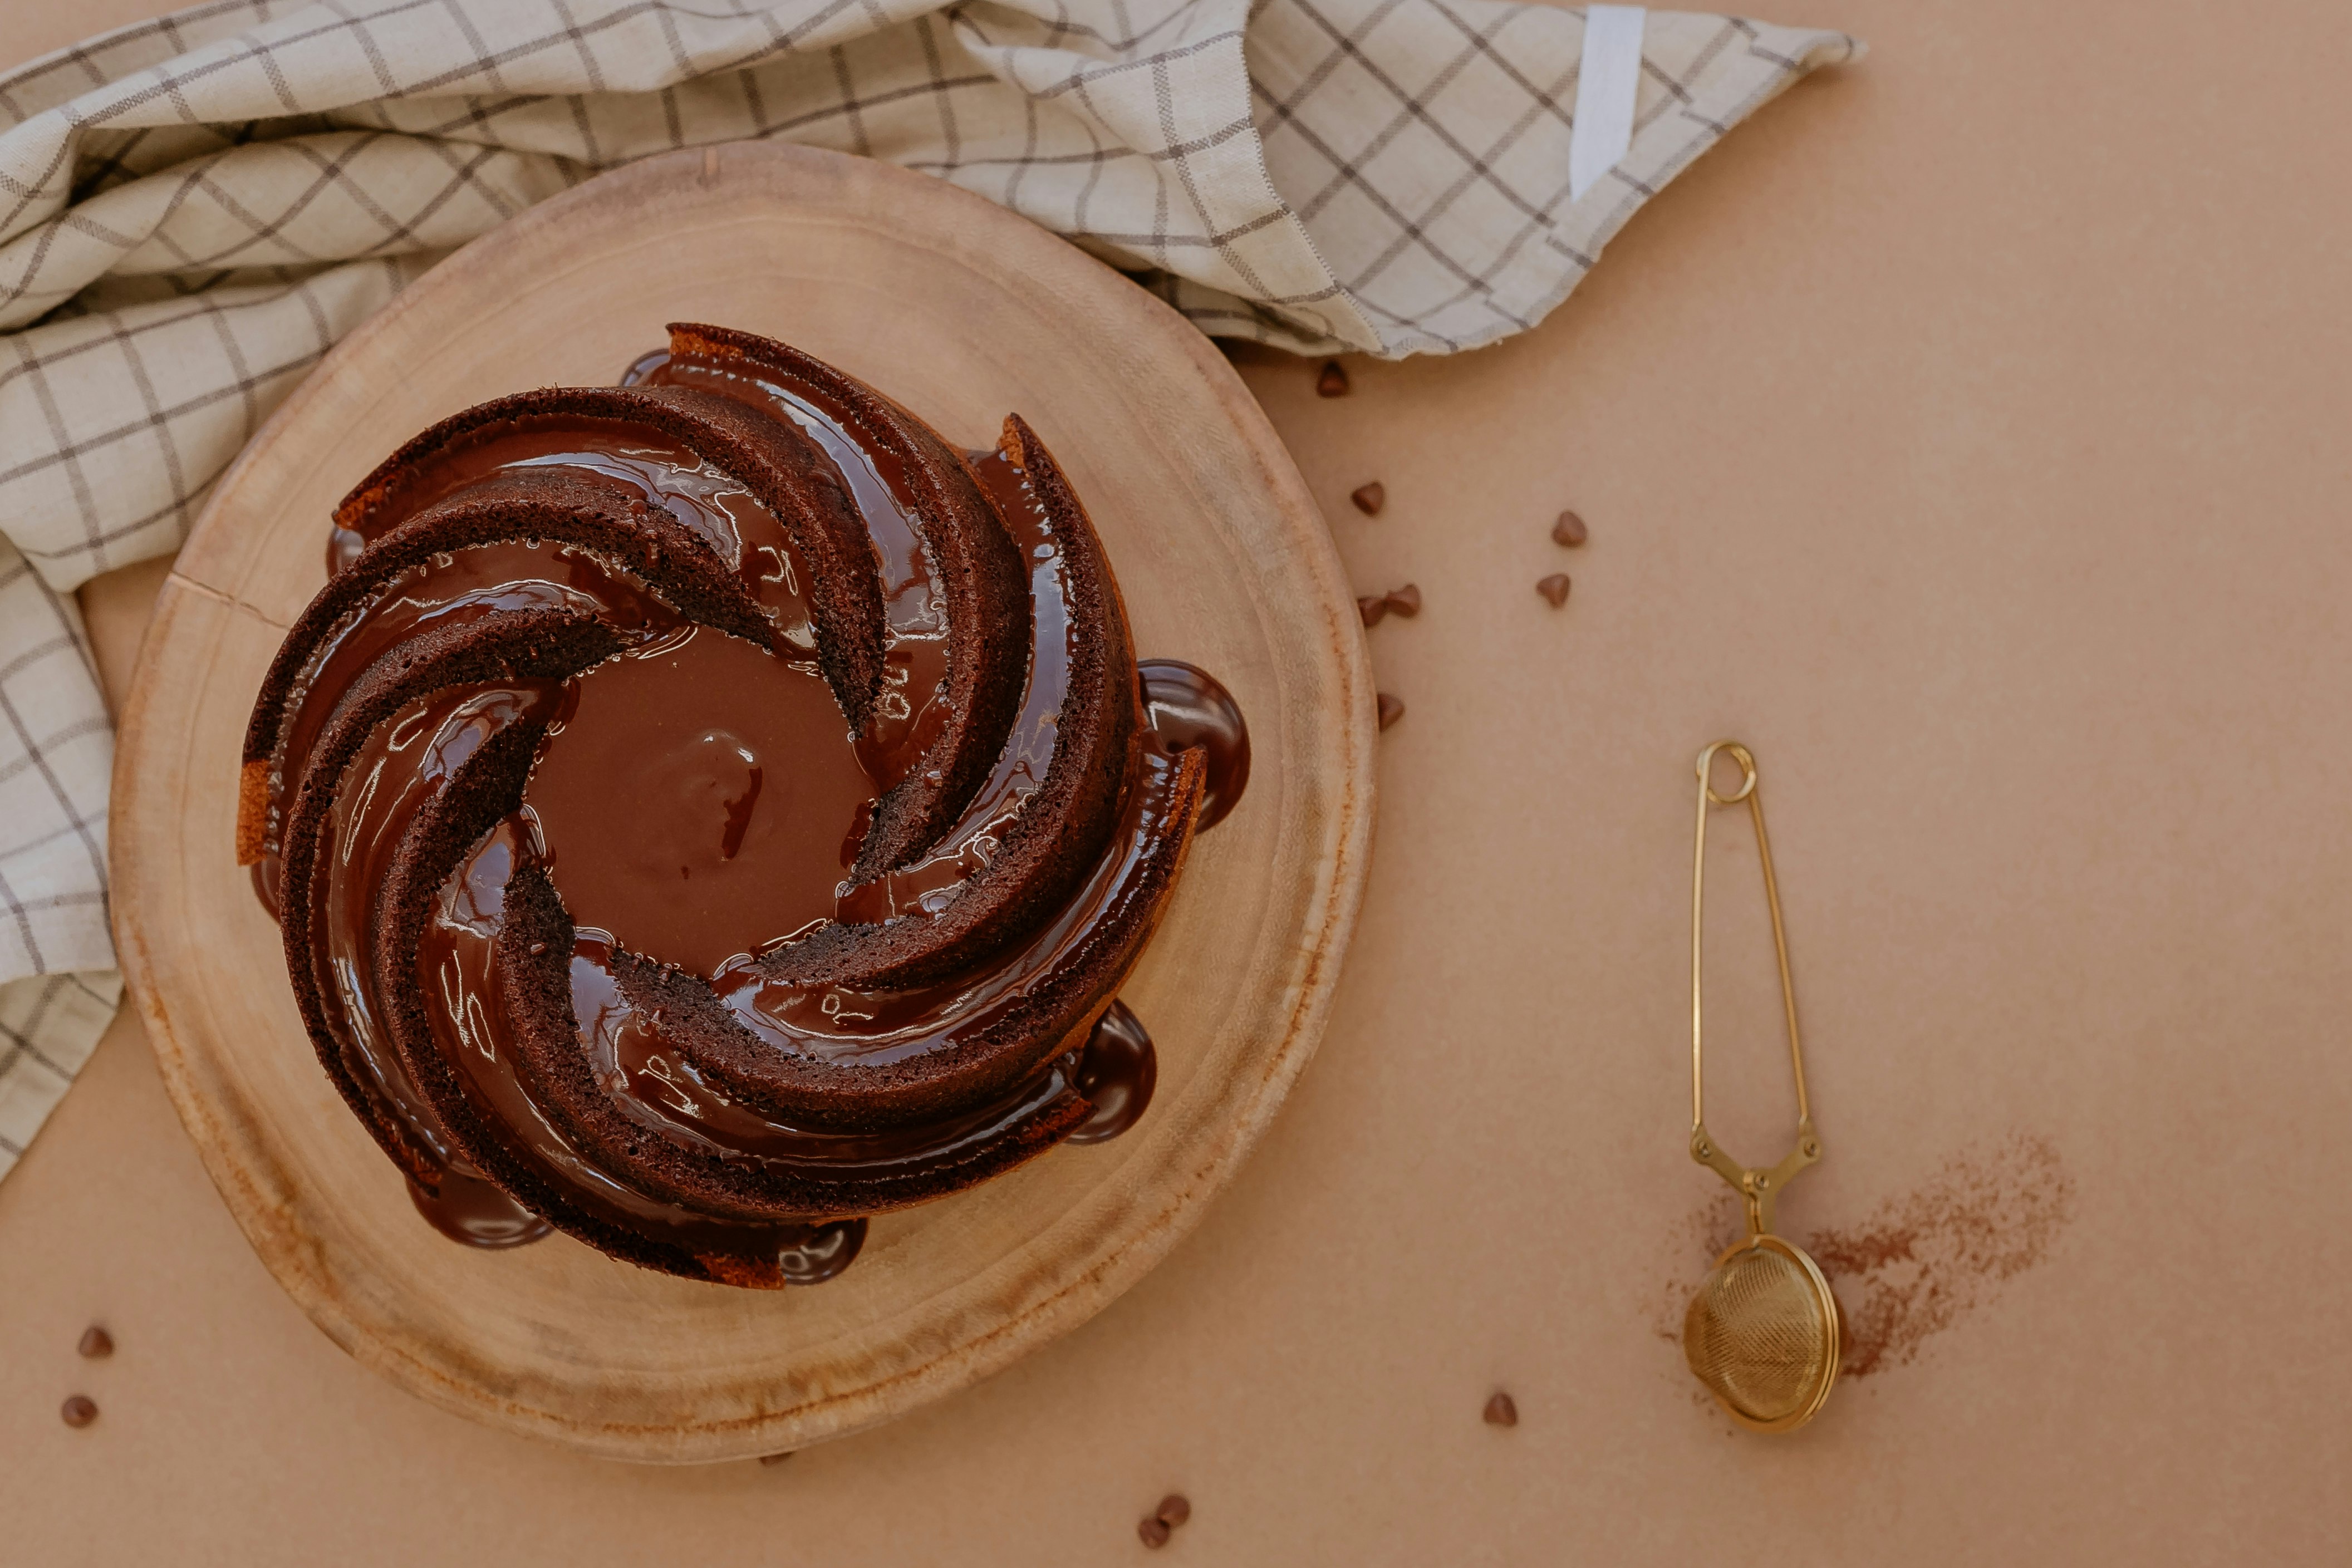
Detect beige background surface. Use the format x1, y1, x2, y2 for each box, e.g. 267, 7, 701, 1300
6, 0, 2349, 1562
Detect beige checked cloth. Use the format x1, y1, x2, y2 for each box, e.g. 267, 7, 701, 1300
0, 0, 1857, 1178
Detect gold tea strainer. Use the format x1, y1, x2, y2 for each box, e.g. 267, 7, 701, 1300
1681, 740, 1840, 1433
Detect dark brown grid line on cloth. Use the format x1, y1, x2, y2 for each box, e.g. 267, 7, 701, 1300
0, 509, 122, 1178
0, 0, 1857, 1176
0, 970, 121, 1174
0, 972, 115, 1090
1249, 3, 1559, 345
0, 694, 109, 898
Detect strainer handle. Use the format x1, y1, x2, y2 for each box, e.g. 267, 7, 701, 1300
1690, 740, 1821, 1237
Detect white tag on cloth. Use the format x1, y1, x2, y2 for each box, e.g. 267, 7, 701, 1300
1570, 6, 1647, 202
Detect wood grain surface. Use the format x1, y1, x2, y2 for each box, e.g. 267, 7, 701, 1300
106, 144, 1373, 1462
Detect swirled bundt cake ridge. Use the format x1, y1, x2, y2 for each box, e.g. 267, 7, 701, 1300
237, 323, 1246, 1287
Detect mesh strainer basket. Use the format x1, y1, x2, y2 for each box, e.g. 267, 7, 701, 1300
1683, 1235, 1840, 1431
1682, 742, 1842, 1434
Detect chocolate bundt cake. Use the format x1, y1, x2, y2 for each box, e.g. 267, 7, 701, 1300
237, 324, 1248, 1288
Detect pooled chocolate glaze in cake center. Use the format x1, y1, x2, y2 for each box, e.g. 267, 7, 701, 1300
252, 333, 1251, 1276
526, 625, 877, 977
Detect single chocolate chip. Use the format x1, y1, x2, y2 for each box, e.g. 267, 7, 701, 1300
1377, 692, 1405, 731
1317, 360, 1350, 398
1350, 481, 1386, 516
527, 941, 548, 956
1156, 1494, 1192, 1527
758, 1451, 794, 1467
1384, 583, 1422, 617
1484, 1391, 1519, 1427
1138, 1515, 1172, 1549
77, 1326, 113, 1359
1552, 509, 1588, 547
61, 1395, 97, 1428
1537, 573, 1572, 608
1357, 594, 1388, 628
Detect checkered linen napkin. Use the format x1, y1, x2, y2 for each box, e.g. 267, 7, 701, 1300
0, 0, 1857, 1178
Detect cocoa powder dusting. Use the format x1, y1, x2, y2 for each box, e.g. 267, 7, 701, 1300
1657, 1133, 2073, 1381
1809, 1132, 2073, 1377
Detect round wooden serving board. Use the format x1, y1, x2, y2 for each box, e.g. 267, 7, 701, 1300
109, 144, 1373, 1463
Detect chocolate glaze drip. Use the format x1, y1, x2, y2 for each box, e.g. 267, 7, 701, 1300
407, 1169, 553, 1248
248, 332, 1246, 1275
777, 1217, 868, 1284
1067, 1000, 1156, 1144
1139, 661, 1249, 832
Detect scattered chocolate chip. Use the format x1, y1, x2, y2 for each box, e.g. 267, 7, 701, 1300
1357, 594, 1388, 628
1552, 509, 1588, 547
61, 1395, 97, 1428
1377, 692, 1404, 731
1317, 360, 1350, 398
76, 1326, 112, 1359
1484, 1391, 1519, 1427
1156, 1495, 1192, 1527
1536, 573, 1571, 608
1350, 481, 1386, 515
758, 1451, 794, 1467
1138, 1515, 1172, 1549
1383, 583, 1421, 617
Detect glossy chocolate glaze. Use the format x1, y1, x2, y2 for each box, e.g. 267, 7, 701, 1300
1140, 661, 1249, 831
330, 417, 817, 636
416, 819, 925, 1259
1067, 1000, 1156, 1144
418, 819, 1111, 1200
709, 745, 1186, 1070
626, 351, 951, 799
259, 344, 1245, 1268
317, 681, 561, 1173
832, 445, 1071, 926
527, 625, 874, 976
407, 1168, 552, 1248
254, 539, 684, 908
